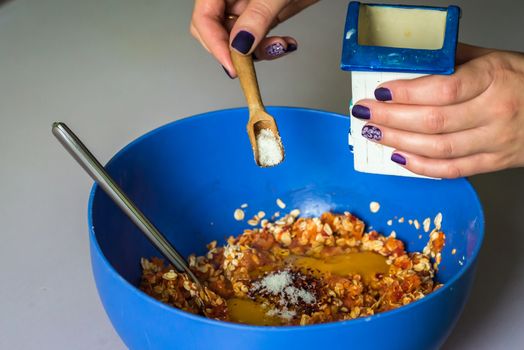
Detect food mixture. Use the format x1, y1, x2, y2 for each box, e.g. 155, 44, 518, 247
140, 210, 445, 326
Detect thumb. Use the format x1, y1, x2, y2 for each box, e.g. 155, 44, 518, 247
230, 0, 292, 55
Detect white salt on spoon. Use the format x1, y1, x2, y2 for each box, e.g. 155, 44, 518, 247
256, 128, 284, 167
230, 49, 285, 167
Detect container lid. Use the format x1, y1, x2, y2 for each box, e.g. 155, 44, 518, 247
340, 2, 461, 75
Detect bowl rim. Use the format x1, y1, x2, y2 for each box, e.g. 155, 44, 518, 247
87, 106, 485, 332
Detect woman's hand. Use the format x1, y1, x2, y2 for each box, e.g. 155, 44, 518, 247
190, 0, 318, 77
352, 45, 524, 178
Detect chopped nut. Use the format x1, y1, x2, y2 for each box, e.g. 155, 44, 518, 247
276, 198, 286, 209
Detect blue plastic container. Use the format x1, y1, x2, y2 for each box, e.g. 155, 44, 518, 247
88, 107, 484, 350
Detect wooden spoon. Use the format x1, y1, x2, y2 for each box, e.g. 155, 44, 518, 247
230, 49, 285, 167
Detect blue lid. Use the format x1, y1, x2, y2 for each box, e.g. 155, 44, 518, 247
340, 2, 461, 75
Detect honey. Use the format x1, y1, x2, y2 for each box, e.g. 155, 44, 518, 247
291, 252, 389, 282
227, 298, 282, 326
228, 252, 389, 325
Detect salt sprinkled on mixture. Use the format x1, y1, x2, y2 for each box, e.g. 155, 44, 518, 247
284, 286, 316, 305
250, 269, 318, 320
267, 307, 296, 320
256, 129, 283, 166
252, 270, 292, 294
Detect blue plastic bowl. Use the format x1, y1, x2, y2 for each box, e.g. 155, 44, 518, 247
88, 107, 484, 350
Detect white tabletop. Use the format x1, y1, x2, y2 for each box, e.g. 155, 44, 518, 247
1, 0, 523, 349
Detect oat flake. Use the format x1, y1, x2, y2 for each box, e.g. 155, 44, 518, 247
434, 213, 443, 230
276, 198, 286, 209
369, 201, 380, 213
423, 218, 431, 233
234, 209, 245, 221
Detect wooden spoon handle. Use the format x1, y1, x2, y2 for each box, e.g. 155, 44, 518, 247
230, 50, 264, 112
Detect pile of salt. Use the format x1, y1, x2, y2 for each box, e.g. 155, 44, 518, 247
250, 269, 317, 320
256, 128, 283, 166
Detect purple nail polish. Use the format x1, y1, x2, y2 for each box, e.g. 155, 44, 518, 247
391, 153, 407, 165
375, 87, 392, 101
351, 105, 370, 119
222, 66, 233, 79
361, 125, 382, 141
231, 30, 255, 54
265, 43, 285, 57
286, 43, 297, 53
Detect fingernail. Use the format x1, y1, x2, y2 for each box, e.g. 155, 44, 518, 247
391, 153, 407, 165
351, 105, 370, 119
286, 43, 297, 53
231, 30, 255, 54
361, 125, 382, 141
265, 42, 286, 58
222, 66, 233, 79
375, 87, 392, 101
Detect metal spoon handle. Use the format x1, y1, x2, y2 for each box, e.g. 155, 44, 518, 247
52, 122, 201, 286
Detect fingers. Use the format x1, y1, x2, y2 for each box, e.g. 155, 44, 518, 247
229, 0, 292, 55
252, 36, 297, 61
357, 49, 524, 178
191, 0, 316, 77
375, 56, 494, 105
191, 0, 233, 71
351, 99, 484, 134
389, 151, 502, 178
361, 124, 489, 159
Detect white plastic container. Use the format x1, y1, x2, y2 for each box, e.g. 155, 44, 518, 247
341, 2, 461, 178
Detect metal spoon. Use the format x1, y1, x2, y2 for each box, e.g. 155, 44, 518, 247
51, 122, 203, 289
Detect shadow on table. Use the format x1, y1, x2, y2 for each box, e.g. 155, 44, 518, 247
443, 168, 524, 349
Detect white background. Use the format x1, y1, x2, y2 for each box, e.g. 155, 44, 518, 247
1, 0, 523, 349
